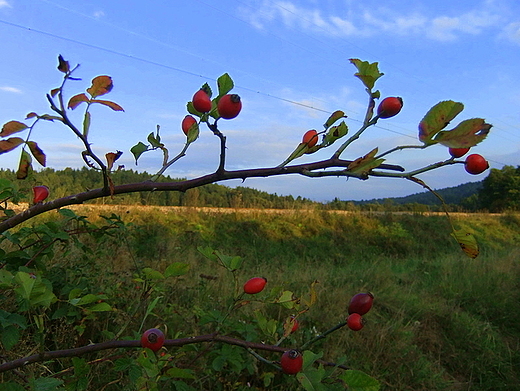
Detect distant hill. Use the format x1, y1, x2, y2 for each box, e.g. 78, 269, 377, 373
354, 181, 483, 206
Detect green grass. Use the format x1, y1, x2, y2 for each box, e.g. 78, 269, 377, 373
4, 207, 520, 390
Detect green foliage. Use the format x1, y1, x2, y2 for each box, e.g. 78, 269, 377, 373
478, 165, 520, 212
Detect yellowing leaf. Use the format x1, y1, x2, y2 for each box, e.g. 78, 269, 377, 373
418, 100, 464, 144
347, 148, 384, 176
91, 99, 124, 111
105, 151, 123, 171
434, 118, 491, 148
0, 121, 28, 137
324, 110, 346, 129
87, 75, 113, 98
68, 93, 89, 110
350, 59, 384, 90
451, 229, 479, 259
16, 150, 32, 179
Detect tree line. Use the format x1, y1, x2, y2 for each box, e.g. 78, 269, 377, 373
0, 165, 518, 212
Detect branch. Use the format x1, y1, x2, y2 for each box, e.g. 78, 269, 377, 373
0, 158, 404, 233
0, 334, 350, 373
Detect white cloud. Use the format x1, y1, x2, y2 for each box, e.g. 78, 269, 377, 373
0, 0, 11, 8
239, 1, 504, 42
0, 86, 22, 94
93, 10, 105, 19
501, 22, 520, 45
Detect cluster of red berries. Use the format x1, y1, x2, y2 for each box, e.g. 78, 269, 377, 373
182, 88, 243, 136
347, 292, 374, 331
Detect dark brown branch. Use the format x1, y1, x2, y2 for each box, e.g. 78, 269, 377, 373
0, 334, 350, 373
0, 158, 404, 233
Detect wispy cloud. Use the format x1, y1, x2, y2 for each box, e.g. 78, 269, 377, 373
238, 1, 505, 42
0, 0, 11, 8
0, 86, 22, 94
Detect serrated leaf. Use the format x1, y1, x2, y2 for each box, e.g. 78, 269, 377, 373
164, 262, 190, 277
324, 110, 346, 129
347, 148, 384, 176
451, 229, 479, 259
131, 142, 149, 164
339, 369, 380, 391
323, 121, 348, 147
57, 54, 70, 73
16, 150, 32, 179
217, 73, 234, 97
68, 93, 89, 110
418, 100, 464, 144
91, 99, 124, 111
434, 118, 491, 148
350, 59, 384, 90
27, 141, 46, 166
88, 302, 112, 312
0, 121, 28, 137
31, 377, 64, 391
87, 75, 113, 98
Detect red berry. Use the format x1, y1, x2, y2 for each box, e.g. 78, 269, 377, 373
243, 277, 267, 294
302, 130, 318, 147
347, 313, 365, 331
182, 115, 197, 136
140, 328, 165, 352
280, 349, 303, 374
32, 185, 49, 204
192, 89, 212, 113
449, 147, 470, 158
377, 97, 403, 119
348, 292, 374, 315
217, 94, 242, 119
465, 153, 489, 175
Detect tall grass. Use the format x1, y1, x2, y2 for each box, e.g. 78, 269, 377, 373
21, 207, 520, 390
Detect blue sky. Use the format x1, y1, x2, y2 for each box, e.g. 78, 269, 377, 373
0, 0, 519, 201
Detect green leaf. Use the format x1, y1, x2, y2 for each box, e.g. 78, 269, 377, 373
147, 132, 162, 148
323, 121, 348, 147
143, 267, 164, 280
186, 121, 200, 144
283, 143, 310, 165
27, 141, 46, 167
0, 121, 28, 137
302, 350, 323, 370
83, 111, 91, 137
339, 369, 380, 391
30, 377, 64, 391
296, 367, 327, 391
347, 148, 384, 176
130, 141, 149, 164
2, 382, 26, 391
350, 59, 384, 90
323, 110, 346, 129
1, 324, 20, 350
166, 367, 196, 380
434, 118, 491, 148
418, 100, 464, 144
217, 73, 234, 97
88, 302, 112, 312
164, 262, 190, 277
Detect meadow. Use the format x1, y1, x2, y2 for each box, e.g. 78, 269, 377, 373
2, 205, 520, 390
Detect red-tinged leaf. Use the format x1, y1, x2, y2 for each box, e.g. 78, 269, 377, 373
68, 93, 89, 110
50, 88, 60, 98
105, 151, 123, 171
87, 75, 113, 98
16, 150, 32, 179
26, 112, 38, 119
0, 121, 28, 137
434, 118, 491, 148
57, 55, 70, 73
0, 137, 24, 154
39, 114, 63, 122
90, 99, 124, 111
350, 58, 384, 90
418, 101, 464, 144
27, 141, 46, 166
347, 147, 384, 176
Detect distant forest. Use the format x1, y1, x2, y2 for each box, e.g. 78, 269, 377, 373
0, 165, 517, 212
